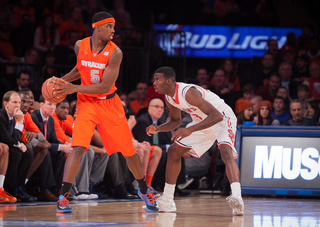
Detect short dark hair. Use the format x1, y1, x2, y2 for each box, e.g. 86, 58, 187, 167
39, 95, 45, 103
297, 83, 310, 93
3, 91, 18, 103
148, 97, 164, 107
56, 99, 69, 108
274, 96, 284, 102
17, 70, 31, 79
242, 83, 256, 94
18, 90, 29, 97
155, 66, 176, 81
92, 11, 113, 24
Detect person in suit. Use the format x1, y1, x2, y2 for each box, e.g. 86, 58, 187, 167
30, 95, 72, 197
132, 97, 187, 194
18, 91, 58, 201
0, 91, 37, 202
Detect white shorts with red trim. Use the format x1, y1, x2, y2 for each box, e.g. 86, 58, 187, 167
175, 108, 238, 159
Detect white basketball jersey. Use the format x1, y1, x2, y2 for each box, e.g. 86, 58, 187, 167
165, 82, 233, 123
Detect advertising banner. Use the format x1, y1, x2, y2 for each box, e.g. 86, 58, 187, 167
153, 24, 301, 58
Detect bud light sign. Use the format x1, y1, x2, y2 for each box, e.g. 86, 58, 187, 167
153, 24, 301, 58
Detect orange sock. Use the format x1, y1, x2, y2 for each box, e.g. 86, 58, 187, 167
145, 174, 153, 187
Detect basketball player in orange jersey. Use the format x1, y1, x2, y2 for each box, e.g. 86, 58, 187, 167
53, 11, 158, 213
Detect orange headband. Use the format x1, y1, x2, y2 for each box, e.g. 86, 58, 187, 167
92, 18, 115, 29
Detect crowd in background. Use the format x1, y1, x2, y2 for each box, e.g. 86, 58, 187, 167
0, 0, 320, 203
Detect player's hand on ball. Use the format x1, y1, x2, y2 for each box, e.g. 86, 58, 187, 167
53, 79, 75, 97
146, 124, 158, 136
172, 128, 192, 142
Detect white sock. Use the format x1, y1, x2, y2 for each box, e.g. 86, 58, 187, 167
0, 175, 5, 188
25, 178, 29, 184
163, 183, 175, 200
230, 182, 241, 196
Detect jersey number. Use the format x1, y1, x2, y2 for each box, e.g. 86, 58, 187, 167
90, 70, 100, 83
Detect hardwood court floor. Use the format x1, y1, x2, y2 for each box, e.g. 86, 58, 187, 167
1, 193, 320, 227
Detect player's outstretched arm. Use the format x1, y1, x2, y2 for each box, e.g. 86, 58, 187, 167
185, 87, 223, 132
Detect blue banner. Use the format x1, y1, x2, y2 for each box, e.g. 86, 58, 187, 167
153, 24, 301, 58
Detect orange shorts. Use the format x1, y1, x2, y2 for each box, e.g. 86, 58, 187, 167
72, 93, 135, 157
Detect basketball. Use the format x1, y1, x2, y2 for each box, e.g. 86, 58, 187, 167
41, 77, 67, 104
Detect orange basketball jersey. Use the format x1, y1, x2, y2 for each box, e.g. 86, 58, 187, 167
76, 37, 118, 98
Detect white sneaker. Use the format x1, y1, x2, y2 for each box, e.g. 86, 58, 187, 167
157, 195, 176, 212
149, 187, 162, 198
226, 194, 244, 216
74, 194, 89, 200
87, 194, 98, 200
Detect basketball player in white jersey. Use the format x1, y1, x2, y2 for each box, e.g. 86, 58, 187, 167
146, 66, 244, 215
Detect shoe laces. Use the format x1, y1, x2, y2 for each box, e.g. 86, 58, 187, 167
145, 191, 156, 205
59, 193, 70, 206
2, 190, 14, 199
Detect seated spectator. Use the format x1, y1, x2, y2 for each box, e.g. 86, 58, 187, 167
251, 52, 276, 89
235, 83, 255, 114
1, 91, 37, 202
303, 62, 320, 100
267, 39, 282, 68
130, 82, 150, 115
296, 24, 313, 51
281, 45, 295, 66
292, 54, 310, 82
235, 100, 253, 126
283, 99, 311, 126
14, 70, 31, 91
132, 98, 171, 191
276, 86, 291, 113
31, 96, 72, 197
15, 48, 39, 86
0, 142, 17, 203
128, 115, 161, 195
209, 69, 238, 111
33, 14, 59, 53
249, 95, 263, 117
271, 96, 291, 123
58, 6, 88, 46
255, 100, 280, 126
21, 88, 40, 110
297, 83, 310, 107
307, 37, 320, 64
279, 62, 294, 98
18, 91, 56, 201
256, 72, 281, 103
52, 99, 109, 200
196, 67, 210, 89
305, 99, 320, 119
220, 58, 241, 93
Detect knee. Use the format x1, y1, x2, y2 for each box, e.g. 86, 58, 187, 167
1, 143, 9, 157
39, 147, 48, 157
152, 146, 162, 159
